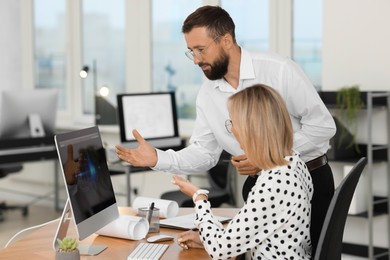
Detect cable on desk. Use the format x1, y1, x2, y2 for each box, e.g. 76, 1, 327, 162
4, 218, 60, 248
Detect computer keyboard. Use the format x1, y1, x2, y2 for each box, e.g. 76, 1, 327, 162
127, 243, 169, 260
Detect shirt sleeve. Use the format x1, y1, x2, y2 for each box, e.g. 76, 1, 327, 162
152, 142, 220, 174
152, 87, 224, 174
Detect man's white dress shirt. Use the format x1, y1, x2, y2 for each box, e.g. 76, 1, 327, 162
154, 48, 336, 174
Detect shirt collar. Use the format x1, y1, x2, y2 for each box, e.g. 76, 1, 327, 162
213, 48, 256, 91
239, 48, 256, 80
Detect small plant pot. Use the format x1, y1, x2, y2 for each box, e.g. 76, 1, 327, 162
55, 250, 80, 260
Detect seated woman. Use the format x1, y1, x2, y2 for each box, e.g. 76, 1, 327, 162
171, 84, 313, 260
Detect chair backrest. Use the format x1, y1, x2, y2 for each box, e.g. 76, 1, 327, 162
207, 150, 236, 206
314, 157, 367, 260
0, 163, 23, 178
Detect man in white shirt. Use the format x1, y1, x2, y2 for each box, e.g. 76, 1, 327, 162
116, 5, 336, 255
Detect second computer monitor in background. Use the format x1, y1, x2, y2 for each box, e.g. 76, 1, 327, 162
0, 88, 58, 139
117, 92, 181, 149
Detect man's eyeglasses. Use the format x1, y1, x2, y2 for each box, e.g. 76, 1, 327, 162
185, 36, 220, 61
225, 119, 233, 133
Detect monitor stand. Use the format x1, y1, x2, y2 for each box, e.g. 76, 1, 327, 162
28, 113, 45, 137
53, 199, 107, 255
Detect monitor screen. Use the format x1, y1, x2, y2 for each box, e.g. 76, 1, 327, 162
54, 126, 119, 242
117, 92, 181, 149
0, 88, 58, 139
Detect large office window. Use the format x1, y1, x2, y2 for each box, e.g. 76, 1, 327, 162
31, 1, 323, 127
34, 0, 67, 109
222, 0, 269, 52
293, 0, 322, 89
152, 0, 202, 119
82, 0, 125, 115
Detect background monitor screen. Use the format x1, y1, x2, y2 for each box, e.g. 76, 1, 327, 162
54, 126, 119, 241
117, 92, 181, 149
0, 88, 58, 138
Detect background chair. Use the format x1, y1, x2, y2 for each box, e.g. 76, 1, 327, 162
314, 157, 367, 260
0, 163, 28, 221
160, 150, 236, 207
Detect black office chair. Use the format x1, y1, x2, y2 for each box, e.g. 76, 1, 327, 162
0, 163, 29, 221
313, 157, 367, 260
160, 150, 236, 207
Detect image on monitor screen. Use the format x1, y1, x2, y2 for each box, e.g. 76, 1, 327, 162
53, 126, 119, 254
116, 92, 181, 149
0, 88, 58, 139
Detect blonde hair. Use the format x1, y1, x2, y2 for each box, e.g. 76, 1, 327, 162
227, 84, 293, 169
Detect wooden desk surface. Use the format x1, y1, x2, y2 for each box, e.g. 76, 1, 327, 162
0, 207, 238, 260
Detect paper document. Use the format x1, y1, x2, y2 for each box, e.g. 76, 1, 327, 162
160, 213, 231, 230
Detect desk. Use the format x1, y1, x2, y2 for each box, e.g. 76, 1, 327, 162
0, 136, 62, 209
0, 136, 56, 164
0, 207, 239, 260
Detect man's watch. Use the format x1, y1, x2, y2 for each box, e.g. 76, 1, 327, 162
192, 189, 209, 203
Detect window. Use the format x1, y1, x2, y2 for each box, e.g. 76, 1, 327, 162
293, 0, 322, 89
222, 0, 269, 52
30, 1, 322, 128
82, 0, 125, 115
34, 0, 67, 109
152, 0, 202, 119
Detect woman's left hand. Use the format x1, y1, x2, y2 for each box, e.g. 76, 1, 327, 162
171, 175, 199, 198
177, 230, 204, 249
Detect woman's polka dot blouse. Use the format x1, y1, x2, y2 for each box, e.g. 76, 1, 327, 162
194, 153, 313, 260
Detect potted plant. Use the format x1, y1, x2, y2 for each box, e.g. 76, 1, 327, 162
56, 237, 80, 260
336, 84, 364, 153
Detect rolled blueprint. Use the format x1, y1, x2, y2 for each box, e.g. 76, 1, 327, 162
96, 215, 149, 240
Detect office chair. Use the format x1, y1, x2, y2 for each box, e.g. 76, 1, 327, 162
0, 163, 28, 221
160, 150, 236, 207
313, 157, 367, 260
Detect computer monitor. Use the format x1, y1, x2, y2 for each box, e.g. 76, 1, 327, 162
0, 88, 58, 138
117, 92, 181, 149
53, 126, 119, 255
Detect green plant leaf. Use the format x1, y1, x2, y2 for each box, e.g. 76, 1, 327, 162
336, 85, 363, 154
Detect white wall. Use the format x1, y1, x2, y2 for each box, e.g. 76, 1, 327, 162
323, 0, 390, 90
0, 0, 22, 91
323, 0, 390, 249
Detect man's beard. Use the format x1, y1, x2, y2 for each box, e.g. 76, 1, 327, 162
199, 50, 229, 80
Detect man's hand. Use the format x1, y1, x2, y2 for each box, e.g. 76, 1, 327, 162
115, 129, 158, 167
230, 154, 260, 176
178, 230, 204, 249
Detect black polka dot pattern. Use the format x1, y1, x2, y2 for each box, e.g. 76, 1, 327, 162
194, 153, 313, 259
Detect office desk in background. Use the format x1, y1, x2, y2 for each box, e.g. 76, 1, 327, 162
0, 136, 186, 210
0, 207, 239, 260
0, 136, 62, 210
0, 136, 56, 164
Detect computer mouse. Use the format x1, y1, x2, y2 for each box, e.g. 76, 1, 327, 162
146, 234, 174, 243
